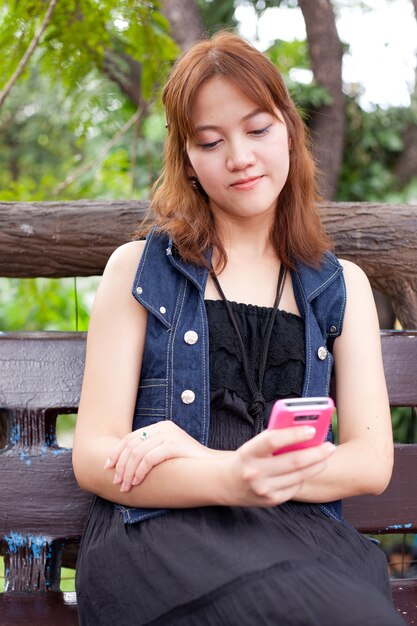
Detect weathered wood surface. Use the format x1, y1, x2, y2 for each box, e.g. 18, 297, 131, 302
0, 333, 91, 538
343, 330, 417, 534
392, 580, 417, 626
0, 201, 416, 326
0, 332, 86, 410
0, 450, 92, 537
0, 592, 78, 626
344, 445, 417, 534
379, 331, 417, 407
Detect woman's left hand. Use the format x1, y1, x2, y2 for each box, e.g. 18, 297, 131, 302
105, 421, 217, 492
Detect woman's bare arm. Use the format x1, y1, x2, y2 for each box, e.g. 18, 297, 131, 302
294, 260, 394, 503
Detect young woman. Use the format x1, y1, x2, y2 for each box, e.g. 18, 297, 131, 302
73, 31, 404, 626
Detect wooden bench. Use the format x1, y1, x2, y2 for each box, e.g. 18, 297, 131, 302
1, 201, 417, 625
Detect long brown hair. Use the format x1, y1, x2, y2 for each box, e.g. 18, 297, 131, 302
140, 30, 331, 270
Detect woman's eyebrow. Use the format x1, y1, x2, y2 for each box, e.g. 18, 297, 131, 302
195, 107, 266, 133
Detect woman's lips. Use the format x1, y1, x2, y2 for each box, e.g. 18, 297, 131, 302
230, 175, 263, 190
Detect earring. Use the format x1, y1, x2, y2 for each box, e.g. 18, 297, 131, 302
188, 176, 208, 200
188, 176, 199, 190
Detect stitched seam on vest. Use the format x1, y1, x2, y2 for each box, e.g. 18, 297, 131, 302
304, 310, 312, 394
199, 294, 208, 443
325, 352, 333, 395
136, 229, 153, 284
139, 383, 165, 388
318, 503, 342, 522
308, 267, 340, 301
294, 271, 311, 395
337, 275, 346, 332
168, 277, 188, 420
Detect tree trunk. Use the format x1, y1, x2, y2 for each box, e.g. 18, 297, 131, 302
161, 0, 204, 50
298, 0, 345, 200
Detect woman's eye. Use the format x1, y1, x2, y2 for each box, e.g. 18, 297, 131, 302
199, 140, 221, 149
250, 125, 272, 136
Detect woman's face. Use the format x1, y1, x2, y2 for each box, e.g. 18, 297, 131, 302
186, 77, 290, 224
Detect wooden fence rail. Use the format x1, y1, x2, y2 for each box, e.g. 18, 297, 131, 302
0, 201, 416, 327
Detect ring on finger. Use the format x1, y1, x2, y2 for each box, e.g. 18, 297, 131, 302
140, 430, 149, 441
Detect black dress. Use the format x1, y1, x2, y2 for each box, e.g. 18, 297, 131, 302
76, 302, 404, 626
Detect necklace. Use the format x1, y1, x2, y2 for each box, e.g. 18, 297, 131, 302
210, 263, 287, 434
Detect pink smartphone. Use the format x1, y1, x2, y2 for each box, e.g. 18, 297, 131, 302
268, 397, 334, 455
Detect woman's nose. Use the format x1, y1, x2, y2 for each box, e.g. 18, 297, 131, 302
226, 139, 256, 171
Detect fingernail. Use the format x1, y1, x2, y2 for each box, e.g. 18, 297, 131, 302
120, 482, 129, 492
113, 473, 121, 484
132, 478, 139, 486
326, 443, 336, 453
104, 458, 111, 469
303, 426, 316, 438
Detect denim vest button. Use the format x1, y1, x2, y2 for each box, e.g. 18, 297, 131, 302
329, 325, 337, 334
136, 286, 143, 295
184, 330, 198, 345
317, 346, 328, 360
159, 306, 166, 314
181, 389, 195, 404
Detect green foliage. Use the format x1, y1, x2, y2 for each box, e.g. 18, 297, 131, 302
337, 98, 414, 201
0, 277, 99, 331
0, 70, 80, 200
266, 38, 309, 75
197, 0, 237, 32
266, 39, 332, 117
61, 566, 76, 592
0, 0, 177, 201
0, 1, 178, 98
392, 407, 417, 444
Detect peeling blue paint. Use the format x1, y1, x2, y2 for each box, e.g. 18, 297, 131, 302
385, 523, 412, 531
18, 450, 32, 465
4, 532, 26, 553
52, 448, 65, 456
4, 532, 49, 558
28, 534, 48, 559
10, 423, 20, 445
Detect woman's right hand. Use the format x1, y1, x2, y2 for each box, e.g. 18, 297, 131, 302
222, 426, 336, 508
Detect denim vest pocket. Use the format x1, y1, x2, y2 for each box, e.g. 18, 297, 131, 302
134, 378, 166, 426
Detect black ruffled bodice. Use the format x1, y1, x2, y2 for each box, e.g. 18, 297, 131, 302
205, 299, 305, 451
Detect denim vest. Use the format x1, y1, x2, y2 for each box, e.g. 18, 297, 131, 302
115, 228, 346, 525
